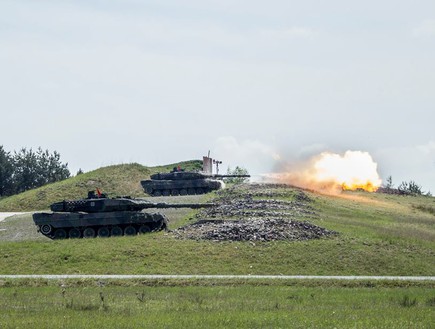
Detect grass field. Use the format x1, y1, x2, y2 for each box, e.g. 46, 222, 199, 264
0, 162, 434, 327
0, 281, 434, 328
0, 184, 433, 276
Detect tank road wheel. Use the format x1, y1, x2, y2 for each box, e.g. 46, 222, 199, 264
139, 225, 151, 234
153, 190, 162, 197
162, 190, 170, 196
110, 226, 123, 237
171, 189, 179, 196
83, 227, 96, 238
97, 227, 110, 238
54, 229, 67, 239
187, 188, 195, 195
69, 228, 81, 239
124, 225, 137, 236
179, 189, 187, 196
40, 224, 53, 235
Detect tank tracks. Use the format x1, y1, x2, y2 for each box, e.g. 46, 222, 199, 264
33, 211, 167, 239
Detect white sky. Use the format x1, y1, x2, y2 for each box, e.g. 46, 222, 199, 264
1, 0, 434, 192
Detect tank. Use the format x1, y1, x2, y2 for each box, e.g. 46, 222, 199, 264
141, 170, 250, 196
32, 190, 212, 239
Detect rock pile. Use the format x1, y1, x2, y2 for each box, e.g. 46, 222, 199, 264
173, 183, 337, 242
174, 218, 336, 242
200, 197, 316, 219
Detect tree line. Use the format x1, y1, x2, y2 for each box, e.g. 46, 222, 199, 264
224, 166, 250, 184
379, 175, 432, 196
0, 146, 70, 197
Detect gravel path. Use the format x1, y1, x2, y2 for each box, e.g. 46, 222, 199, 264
0, 274, 433, 281
0, 212, 29, 222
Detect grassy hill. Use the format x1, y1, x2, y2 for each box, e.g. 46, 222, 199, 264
0, 179, 434, 276
0, 160, 202, 211
1, 169, 434, 328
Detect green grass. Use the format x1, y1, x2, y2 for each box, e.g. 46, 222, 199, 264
0, 185, 434, 276
313, 191, 435, 245
0, 233, 432, 276
0, 160, 203, 211
0, 283, 433, 328
0, 172, 434, 327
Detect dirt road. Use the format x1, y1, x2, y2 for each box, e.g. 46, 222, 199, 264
0, 212, 29, 222
0, 274, 433, 281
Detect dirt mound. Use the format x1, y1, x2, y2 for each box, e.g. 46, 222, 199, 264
174, 183, 337, 242
174, 218, 335, 242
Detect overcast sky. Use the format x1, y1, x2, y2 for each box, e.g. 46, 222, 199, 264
1, 0, 434, 192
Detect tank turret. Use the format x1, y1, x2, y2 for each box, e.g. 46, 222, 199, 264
33, 191, 213, 239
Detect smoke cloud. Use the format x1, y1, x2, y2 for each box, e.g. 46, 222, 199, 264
212, 138, 382, 194
267, 150, 382, 194
213, 136, 280, 177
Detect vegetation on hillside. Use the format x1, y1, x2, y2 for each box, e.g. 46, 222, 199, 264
379, 175, 432, 196
0, 160, 202, 211
0, 183, 434, 276
0, 164, 433, 328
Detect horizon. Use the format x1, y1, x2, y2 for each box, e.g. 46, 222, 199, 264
1, 1, 434, 193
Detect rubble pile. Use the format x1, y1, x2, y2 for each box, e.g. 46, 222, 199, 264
173, 183, 337, 242
200, 197, 316, 219
174, 218, 335, 242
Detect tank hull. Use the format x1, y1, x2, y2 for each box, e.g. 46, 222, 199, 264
33, 210, 167, 239
141, 179, 223, 196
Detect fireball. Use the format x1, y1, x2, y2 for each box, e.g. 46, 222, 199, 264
273, 150, 382, 193
313, 151, 382, 192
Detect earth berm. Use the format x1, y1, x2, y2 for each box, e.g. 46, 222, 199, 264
173, 183, 337, 242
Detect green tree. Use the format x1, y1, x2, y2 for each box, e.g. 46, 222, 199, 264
398, 180, 424, 196
0, 146, 14, 196
12, 148, 39, 193
385, 175, 394, 189
224, 166, 250, 184
35, 148, 70, 185
7, 147, 71, 195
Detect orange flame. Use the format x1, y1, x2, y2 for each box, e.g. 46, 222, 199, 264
273, 150, 382, 193
313, 151, 382, 192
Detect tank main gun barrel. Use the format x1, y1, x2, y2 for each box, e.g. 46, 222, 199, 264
50, 196, 214, 213
211, 174, 251, 178
152, 202, 214, 209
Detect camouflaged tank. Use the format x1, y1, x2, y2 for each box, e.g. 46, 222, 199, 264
32, 191, 212, 239
141, 170, 250, 196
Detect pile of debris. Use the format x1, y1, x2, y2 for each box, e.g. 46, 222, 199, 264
173, 218, 336, 242
200, 197, 316, 219
173, 183, 337, 242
